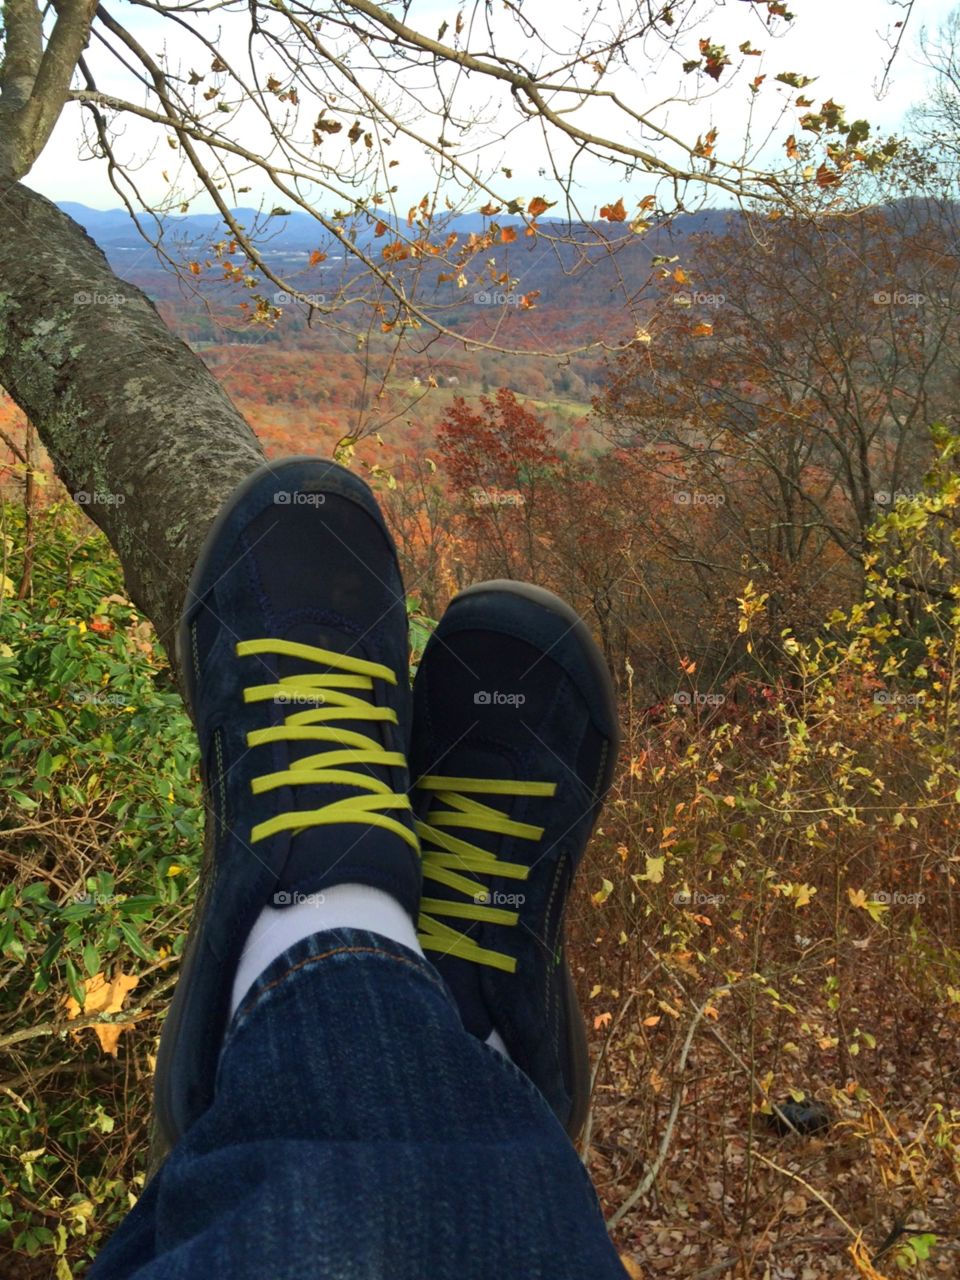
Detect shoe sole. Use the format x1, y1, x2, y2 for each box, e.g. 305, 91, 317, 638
444, 579, 619, 1139
153, 455, 395, 1164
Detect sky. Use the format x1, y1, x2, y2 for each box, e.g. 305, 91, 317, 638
23, 0, 959, 215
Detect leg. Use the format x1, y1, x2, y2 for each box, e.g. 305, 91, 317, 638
92, 929, 624, 1279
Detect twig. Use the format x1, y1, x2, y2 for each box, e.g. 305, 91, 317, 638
752, 1151, 861, 1241
0, 426, 27, 464
0, 1168, 61, 1220
607, 987, 726, 1230
581, 987, 641, 1164
0, 973, 178, 1050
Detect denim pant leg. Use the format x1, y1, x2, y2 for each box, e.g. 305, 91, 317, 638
90, 927, 625, 1280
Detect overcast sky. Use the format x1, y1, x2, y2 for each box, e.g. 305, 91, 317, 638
24, 0, 958, 213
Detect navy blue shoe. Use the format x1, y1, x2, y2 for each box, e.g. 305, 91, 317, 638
153, 456, 420, 1154
409, 581, 619, 1138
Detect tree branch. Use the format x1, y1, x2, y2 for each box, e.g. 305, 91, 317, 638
0, 0, 100, 179
0, 181, 264, 658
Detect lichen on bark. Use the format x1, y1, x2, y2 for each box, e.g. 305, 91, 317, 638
0, 181, 265, 667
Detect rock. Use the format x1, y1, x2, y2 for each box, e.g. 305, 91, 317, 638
766, 1099, 832, 1136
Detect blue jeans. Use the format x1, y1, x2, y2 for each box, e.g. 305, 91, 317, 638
90, 928, 625, 1278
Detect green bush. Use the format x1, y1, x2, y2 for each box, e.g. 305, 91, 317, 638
0, 499, 201, 1276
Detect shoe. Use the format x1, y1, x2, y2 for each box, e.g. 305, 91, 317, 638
409, 580, 619, 1138
153, 456, 419, 1154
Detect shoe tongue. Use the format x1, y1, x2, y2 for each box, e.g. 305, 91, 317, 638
430, 743, 519, 787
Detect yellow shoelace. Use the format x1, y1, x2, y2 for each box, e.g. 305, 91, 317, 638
415, 775, 557, 972
236, 638, 418, 850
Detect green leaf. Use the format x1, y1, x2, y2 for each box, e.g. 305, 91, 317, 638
907, 1234, 936, 1262
64, 956, 85, 1005
119, 919, 155, 962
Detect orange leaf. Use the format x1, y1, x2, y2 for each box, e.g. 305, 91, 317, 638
673, 266, 690, 284
692, 322, 714, 337
599, 197, 627, 222
374, 220, 389, 237
500, 225, 517, 243
188, 261, 202, 275
528, 195, 552, 217
63, 970, 140, 1057
642, 1014, 661, 1027
479, 202, 502, 216
594, 1011, 613, 1030
309, 250, 327, 266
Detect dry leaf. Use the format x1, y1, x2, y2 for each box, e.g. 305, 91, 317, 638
600, 197, 627, 222
64, 970, 139, 1057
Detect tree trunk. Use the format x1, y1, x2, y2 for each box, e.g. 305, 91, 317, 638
0, 181, 265, 663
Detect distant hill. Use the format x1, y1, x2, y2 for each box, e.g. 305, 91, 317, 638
57, 199, 740, 325
58, 199, 736, 260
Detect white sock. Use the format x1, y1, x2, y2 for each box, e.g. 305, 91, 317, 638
229, 884, 424, 1017
485, 1028, 512, 1061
